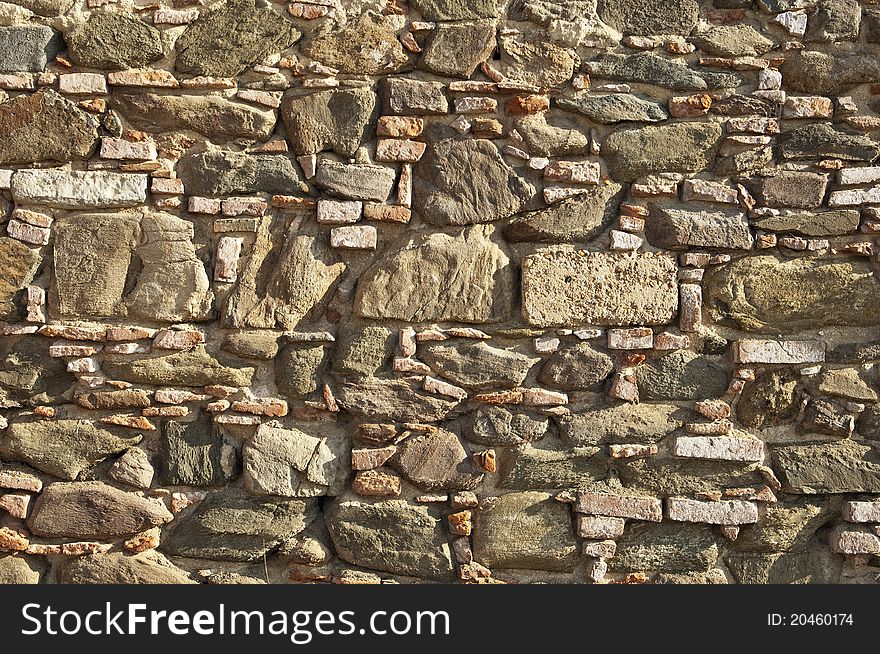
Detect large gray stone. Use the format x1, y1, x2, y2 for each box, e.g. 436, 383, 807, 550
161, 416, 239, 487
635, 351, 731, 401
332, 324, 394, 378
282, 87, 377, 157
314, 160, 396, 202
390, 428, 483, 491
420, 22, 496, 78
276, 343, 327, 398
610, 523, 720, 574
12, 170, 147, 209
414, 136, 535, 226
243, 423, 349, 497
0, 419, 141, 480
0, 555, 43, 584
727, 549, 842, 584
781, 49, 880, 95
750, 210, 860, 237
778, 123, 880, 162
355, 226, 514, 324
736, 370, 802, 429
557, 93, 667, 124
465, 405, 550, 446
175, 0, 301, 77
177, 148, 307, 197
28, 481, 173, 538
0, 25, 59, 72
102, 347, 254, 387
383, 77, 448, 115
337, 379, 458, 423
587, 53, 739, 91
65, 12, 163, 70
302, 13, 407, 75
598, 0, 700, 36
0, 237, 40, 321
473, 492, 578, 572
618, 456, 764, 496
514, 114, 591, 157
557, 403, 683, 446
111, 93, 276, 143
732, 498, 834, 553
327, 498, 454, 581
647, 205, 752, 250
0, 337, 74, 407
0, 90, 97, 165
420, 340, 537, 390
499, 442, 607, 490
162, 491, 318, 562
692, 25, 775, 57
604, 122, 723, 180
504, 183, 623, 243
496, 29, 577, 88
521, 251, 679, 327
538, 343, 614, 391
772, 440, 880, 493
705, 254, 880, 332
805, 0, 860, 43
410, 0, 500, 19
224, 232, 345, 330
59, 551, 196, 584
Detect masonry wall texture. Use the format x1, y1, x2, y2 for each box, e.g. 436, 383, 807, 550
3, 0, 880, 586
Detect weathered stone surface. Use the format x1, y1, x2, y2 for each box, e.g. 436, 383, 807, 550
497, 29, 577, 88
178, 148, 306, 197
13, 170, 147, 209
538, 343, 614, 391
0, 338, 73, 407
473, 492, 577, 571
175, 0, 300, 77
282, 87, 376, 157
618, 456, 764, 496
224, 232, 345, 330
465, 405, 549, 446
805, 0, 860, 42
0, 25, 59, 72
391, 428, 482, 491
647, 206, 752, 250
667, 497, 758, 525
111, 93, 276, 142
588, 53, 739, 91
66, 12, 162, 70
778, 123, 880, 162
314, 160, 396, 202
243, 423, 349, 497
420, 341, 537, 390
737, 371, 800, 429
521, 251, 678, 327
337, 379, 458, 422
733, 498, 834, 553
29, 481, 172, 538
383, 77, 448, 115
636, 351, 730, 401
504, 183, 623, 243
514, 114, 591, 157
59, 551, 195, 584
102, 347, 254, 387
772, 440, 880, 494
752, 172, 828, 209
161, 416, 238, 486
355, 226, 514, 323
705, 255, 880, 333
302, 13, 406, 75
598, 0, 699, 36
326, 498, 454, 580
693, 25, 774, 57
109, 448, 155, 490
499, 443, 607, 489
414, 136, 534, 226
558, 403, 683, 446
0, 554, 43, 584
781, 49, 880, 95
275, 343, 326, 398
610, 523, 720, 574
0, 419, 141, 480
0, 237, 40, 321
605, 122, 723, 180
223, 331, 280, 361
52, 212, 213, 322
727, 549, 842, 584
420, 22, 496, 78
333, 325, 394, 377
0, 90, 97, 165
558, 93, 667, 124
163, 490, 318, 562
818, 368, 878, 403
410, 0, 499, 20
751, 210, 860, 236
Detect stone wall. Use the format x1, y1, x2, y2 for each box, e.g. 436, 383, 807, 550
1, 0, 880, 585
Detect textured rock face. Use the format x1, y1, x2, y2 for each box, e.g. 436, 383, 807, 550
0, 90, 97, 164
705, 255, 880, 332
66, 12, 163, 70
326, 499, 454, 581
175, 0, 300, 77
6, 0, 880, 588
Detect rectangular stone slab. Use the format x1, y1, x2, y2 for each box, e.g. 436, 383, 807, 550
521, 251, 678, 326
11, 169, 148, 208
